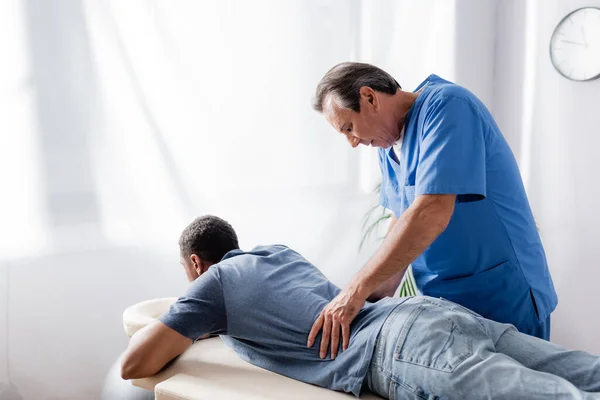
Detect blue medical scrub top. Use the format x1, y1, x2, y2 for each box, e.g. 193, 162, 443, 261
378, 74, 557, 336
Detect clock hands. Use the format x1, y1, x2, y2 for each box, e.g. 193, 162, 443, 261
580, 25, 588, 47
560, 39, 584, 46
559, 26, 590, 48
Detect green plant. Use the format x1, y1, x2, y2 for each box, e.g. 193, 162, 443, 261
360, 184, 418, 297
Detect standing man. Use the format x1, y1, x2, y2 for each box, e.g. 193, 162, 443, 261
307, 62, 557, 355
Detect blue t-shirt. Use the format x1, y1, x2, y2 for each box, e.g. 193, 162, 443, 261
378, 74, 557, 335
160, 245, 404, 397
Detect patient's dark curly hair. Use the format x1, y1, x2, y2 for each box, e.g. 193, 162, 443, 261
179, 215, 240, 264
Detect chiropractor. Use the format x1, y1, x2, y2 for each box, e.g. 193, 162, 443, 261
307, 62, 557, 358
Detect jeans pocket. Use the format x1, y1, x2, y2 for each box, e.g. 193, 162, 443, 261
393, 305, 473, 372
389, 379, 441, 400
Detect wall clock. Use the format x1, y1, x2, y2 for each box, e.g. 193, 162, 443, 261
549, 7, 600, 81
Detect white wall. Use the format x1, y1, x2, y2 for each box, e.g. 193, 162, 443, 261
527, 0, 600, 354
493, 0, 600, 354
358, 0, 496, 103
491, 0, 528, 158
0, 267, 8, 386
454, 0, 497, 109
3, 248, 186, 400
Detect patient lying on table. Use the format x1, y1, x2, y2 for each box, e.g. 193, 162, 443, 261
121, 215, 600, 399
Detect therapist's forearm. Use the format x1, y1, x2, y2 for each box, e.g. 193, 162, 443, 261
366, 269, 404, 301
351, 194, 455, 300
367, 214, 403, 301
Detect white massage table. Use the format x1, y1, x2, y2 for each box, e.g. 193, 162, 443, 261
125, 298, 384, 400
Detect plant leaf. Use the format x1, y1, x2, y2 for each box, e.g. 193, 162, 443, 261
359, 213, 392, 250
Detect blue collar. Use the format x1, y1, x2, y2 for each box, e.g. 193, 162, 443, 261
384, 74, 437, 158
221, 249, 244, 261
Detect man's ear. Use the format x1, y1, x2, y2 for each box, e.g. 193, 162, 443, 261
190, 254, 202, 276
359, 86, 378, 110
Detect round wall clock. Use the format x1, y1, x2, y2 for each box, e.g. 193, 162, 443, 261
549, 7, 600, 81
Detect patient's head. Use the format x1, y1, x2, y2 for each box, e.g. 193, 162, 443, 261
178, 215, 240, 282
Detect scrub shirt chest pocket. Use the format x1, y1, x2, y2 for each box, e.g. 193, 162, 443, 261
403, 184, 416, 205
398, 146, 418, 206
382, 155, 417, 215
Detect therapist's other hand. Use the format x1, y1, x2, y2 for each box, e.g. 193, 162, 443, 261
307, 287, 367, 359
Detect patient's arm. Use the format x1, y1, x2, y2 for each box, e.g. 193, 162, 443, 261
121, 320, 192, 380
366, 214, 405, 301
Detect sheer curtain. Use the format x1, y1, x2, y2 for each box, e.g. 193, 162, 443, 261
83, 0, 372, 257
0, 0, 364, 259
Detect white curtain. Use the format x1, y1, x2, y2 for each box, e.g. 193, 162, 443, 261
0, 0, 367, 259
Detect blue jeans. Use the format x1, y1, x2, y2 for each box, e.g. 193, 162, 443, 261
367, 297, 600, 399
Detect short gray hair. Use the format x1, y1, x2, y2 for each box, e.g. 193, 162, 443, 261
312, 62, 401, 113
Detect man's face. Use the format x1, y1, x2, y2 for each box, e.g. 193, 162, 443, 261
323, 88, 401, 149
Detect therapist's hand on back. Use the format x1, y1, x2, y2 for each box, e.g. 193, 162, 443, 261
307, 286, 368, 360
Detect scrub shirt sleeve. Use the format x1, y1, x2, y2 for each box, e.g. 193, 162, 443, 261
416, 95, 486, 203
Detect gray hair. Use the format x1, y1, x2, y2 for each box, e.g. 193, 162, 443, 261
312, 62, 401, 113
